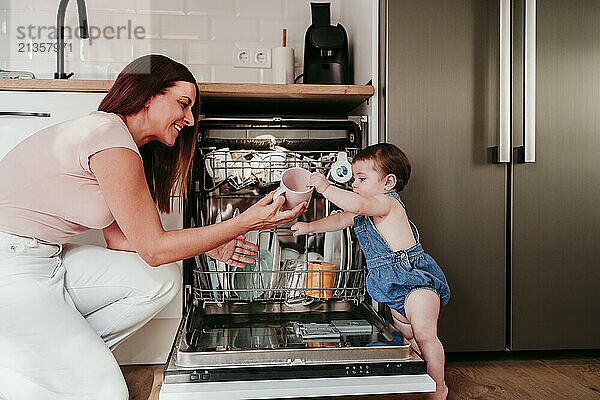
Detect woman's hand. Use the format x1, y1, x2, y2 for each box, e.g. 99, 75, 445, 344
238, 189, 307, 231
205, 235, 259, 268
309, 172, 330, 193
290, 222, 311, 237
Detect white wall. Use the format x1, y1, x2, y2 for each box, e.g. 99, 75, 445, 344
1, 0, 373, 84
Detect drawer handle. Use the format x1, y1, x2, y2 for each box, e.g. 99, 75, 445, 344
0, 112, 51, 117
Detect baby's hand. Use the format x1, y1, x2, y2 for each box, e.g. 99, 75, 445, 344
309, 172, 330, 193
291, 222, 311, 236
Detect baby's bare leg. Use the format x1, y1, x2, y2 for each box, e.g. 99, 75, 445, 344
390, 309, 420, 353
405, 289, 448, 400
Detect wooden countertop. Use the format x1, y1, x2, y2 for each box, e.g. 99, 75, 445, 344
0, 79, 374, 115
0, 79, 113, 92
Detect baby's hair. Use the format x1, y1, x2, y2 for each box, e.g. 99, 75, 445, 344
352, 143, 411, 192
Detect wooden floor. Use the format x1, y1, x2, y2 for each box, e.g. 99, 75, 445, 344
121, 351, 600, 400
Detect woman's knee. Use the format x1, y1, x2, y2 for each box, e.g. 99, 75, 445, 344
87, 370, 129, 400
147, 262, 182, 306
61, 341, 129, 400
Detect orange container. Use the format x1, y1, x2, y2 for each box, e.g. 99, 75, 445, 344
305, 261, 336, 298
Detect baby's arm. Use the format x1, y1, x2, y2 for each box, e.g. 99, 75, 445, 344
291, 211, 355, 236
309, 173, 393, 217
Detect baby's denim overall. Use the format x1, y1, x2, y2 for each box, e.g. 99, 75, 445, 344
353, 192, 450, 317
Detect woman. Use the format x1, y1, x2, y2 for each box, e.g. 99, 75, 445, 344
0, 55, 305, 400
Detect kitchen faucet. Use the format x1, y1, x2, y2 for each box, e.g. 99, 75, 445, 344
54, 0, 89, 79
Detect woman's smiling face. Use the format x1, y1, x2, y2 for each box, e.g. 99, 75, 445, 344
145, 81, 196, 147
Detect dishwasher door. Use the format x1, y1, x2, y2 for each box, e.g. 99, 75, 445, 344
159, 374, 435, 400
159, 375, 435, 399
160, 301, 434, 399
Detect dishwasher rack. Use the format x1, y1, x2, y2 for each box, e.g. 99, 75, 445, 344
191, 146, 367, 307
193, 229, 366, 306
201, 148, 359, 191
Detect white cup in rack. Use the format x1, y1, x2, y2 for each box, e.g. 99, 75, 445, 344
205, 148, 229, 184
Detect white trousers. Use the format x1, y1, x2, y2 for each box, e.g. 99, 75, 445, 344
0, 232, 181, 400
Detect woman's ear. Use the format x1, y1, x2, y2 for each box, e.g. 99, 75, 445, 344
144, 94, 156, 109
384, 174, 397, 191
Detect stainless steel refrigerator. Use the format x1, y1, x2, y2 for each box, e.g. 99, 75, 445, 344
383, 0, 600, 351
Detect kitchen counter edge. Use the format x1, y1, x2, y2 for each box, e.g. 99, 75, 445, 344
0, 79, 375, 98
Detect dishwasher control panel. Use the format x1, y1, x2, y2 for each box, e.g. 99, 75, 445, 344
179, 361, 427, 383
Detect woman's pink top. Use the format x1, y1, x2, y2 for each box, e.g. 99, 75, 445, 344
0, 111, 142, 244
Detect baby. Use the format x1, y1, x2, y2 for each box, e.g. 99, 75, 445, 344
291, 143, 450, 400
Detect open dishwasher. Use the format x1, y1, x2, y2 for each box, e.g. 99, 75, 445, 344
160, 117, 435, 399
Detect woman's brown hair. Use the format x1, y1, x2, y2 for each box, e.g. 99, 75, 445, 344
352, 143, 411, 192
98, 54, 200, 213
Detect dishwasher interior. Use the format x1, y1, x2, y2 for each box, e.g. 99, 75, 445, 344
163, 117, 427, 386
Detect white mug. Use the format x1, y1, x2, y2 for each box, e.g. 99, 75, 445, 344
273, 167, 314, 210
205, 148, 229, 183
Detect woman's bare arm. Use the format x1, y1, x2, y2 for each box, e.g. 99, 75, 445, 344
103, 220, 135, 252
90, 148, 304, 267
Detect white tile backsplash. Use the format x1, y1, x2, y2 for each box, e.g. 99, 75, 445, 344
72, 61, 111, 80
235, 0, 283, 18
83, 39, 136, 62
213, 65, 260, 83
284, 0, 311, 21
108, 61, 129, 78
88, 0, 137, 13
161, 15, 209, 40
2, 0, 373, 84
135, 39, 184, 61
184, 41, 208, 64
210, 17, 258, 41
13, 59, 55, 79
110, 13, 160, 40
261, 19, 305, 46
186, 0, 234, 16
0, 10, 7, 35
186, 64, 211, 81
186, 41, 233, 65
137, 0, 185, 15
9, 0, 33, 10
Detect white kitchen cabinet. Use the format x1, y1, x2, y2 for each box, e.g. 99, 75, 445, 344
0, 90, 182, 364
0, 91, 106, 160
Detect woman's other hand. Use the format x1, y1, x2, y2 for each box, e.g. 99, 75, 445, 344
309, 172, 330, 193
205, 235, 259, 268
238, 189, 307, 231
290, 222, 311, 237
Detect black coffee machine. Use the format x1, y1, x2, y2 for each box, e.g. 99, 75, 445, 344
303, 3, 350, 84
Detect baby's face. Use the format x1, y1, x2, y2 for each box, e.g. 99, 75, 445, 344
351, 160, 387, 197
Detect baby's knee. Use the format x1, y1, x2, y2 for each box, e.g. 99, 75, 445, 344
411, 324, 437, 344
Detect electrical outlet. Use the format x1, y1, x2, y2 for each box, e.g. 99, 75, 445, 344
233, 47, 271, 68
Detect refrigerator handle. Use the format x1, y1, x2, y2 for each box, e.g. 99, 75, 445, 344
523, 0, 536, 162
514, 0, 536, 163
498, 0, 511, 163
